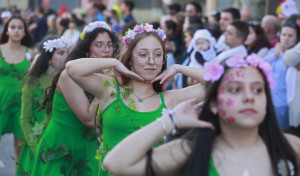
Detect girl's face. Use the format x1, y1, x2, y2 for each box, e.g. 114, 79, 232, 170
89, 32, 114, 58
196, 38, 210, 51
280, 26, 298, 50
131, 36, 164, 81
245, 26, 256, 46
51, 47, 69, 69
184, 32, 193, 48
214, 67, 267, 129
6, 19, 25, 42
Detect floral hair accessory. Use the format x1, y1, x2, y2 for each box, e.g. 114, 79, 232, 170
122, 23, 166, 48
80, 21, 111, 40
43, 36, 73, 52
204, 53, 276, 88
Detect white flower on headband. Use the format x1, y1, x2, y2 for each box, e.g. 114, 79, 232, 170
80, 21, 111, 40
122, 23, 166, 47
43, 37, 73, 52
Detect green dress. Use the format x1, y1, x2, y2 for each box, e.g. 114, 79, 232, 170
209, 156, 220, 176
16, 73, 53, 176
98, 83, 167, 176
0, 47, 29, 139
31, 91, 99, 176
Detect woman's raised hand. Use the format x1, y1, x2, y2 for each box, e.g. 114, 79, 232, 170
114, 60, 145, 85
172, 98, 214, 129
151, 65, 178, 90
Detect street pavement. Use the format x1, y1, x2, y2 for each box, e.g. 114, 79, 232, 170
0, 134, 15, 176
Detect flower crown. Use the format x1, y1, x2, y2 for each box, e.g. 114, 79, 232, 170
80, 21, 111, 40
43, 37, 73, 53
204, 53, 276, 88
122, 23, 166, 48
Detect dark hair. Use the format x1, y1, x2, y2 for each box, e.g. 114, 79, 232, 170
230, 20, 249, 42
120, 21, 137, 36
94, 3, 106, 13
59, 18, 70, 35
188, 15, 203, 27
222, 7, 241, 21
167, 3, 181, 14
206, 22, 222, 39
23, 35, 60, 84
211, 11, 220, 22
247, 22, 269, 54
151, 22, 160, 30
0, 15, 34, 47
165, 20, 177, 33
286, 14, 300, 27
177, 64, 298, 176
41, 27, 120, 114
123, 0, 135, 11
119, 31, 167, 93
184, 2, 202, 14
186, 24, 203, 37
281, 22, 300, 44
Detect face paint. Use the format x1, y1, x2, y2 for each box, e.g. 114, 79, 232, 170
225, 98, 233, 106
218, 98, 224, 105
220, 109, 226, 116
236, 69, 245, 78
227, 116, 235, 123
219, 87, 225, 94
225, 74, 234, 83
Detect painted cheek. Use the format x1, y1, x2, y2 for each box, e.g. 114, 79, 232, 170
225, 98, 234, 106
236, 70, 245, 78
218, 87, 225, 94
225, 74, 234, 83
227, 116, 236, 123
218, 98, 224, 105
219, 109, 226, 116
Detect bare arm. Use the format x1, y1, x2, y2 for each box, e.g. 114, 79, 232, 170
103, 99, 213, 175
283, 42, 300, 67
57, 70, 99, 128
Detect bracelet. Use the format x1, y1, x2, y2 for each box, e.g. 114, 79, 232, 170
167, 109, 178, 136
157, 118, 168, 141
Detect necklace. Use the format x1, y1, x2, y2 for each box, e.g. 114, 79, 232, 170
132, 91, 156, 103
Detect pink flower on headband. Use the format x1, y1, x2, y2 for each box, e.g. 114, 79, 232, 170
226, 53, 248, 68
122, 23, 166, 48
204, 61, 224, 82
246, 53, 261, 67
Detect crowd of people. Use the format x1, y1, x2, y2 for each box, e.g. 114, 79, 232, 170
0, 0, 300, 175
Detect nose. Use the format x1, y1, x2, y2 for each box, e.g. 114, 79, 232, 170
243, 88, 254, 103
147, 56, 155, 64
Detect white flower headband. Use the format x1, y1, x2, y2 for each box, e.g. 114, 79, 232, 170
43, 37, 73, 52
122, 23, 166, 48
80, 21, 111, 40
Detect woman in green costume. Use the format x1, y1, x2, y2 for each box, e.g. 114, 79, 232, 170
66, 23, 207, 175
16, 36, 72, 175
31, 21, 120, 176
104, 54, 300, 176
0, 15, 34, 168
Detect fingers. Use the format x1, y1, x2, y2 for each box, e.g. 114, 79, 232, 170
162, 78, 171, 90
151, 73, 164, 83
194, 121, 214, 129
125, 71, 145, 82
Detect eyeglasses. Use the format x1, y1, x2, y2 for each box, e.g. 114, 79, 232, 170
93, 42, 115, 51
132, 53, 166, 65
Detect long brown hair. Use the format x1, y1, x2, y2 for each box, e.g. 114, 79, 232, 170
119, 32, 167, 93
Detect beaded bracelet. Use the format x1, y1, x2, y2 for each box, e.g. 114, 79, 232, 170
157, 118, 168, 141
167, 109, 178, 136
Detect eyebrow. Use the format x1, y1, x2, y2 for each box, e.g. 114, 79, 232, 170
225, 80, 264, 85
137, 48, 163, 51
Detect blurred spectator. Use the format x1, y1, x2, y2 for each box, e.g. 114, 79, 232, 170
245, 22, 269, 57
184, 2, 202, 17
206, 22, 221, 40
56, 17, 69, 35
46, 14, 58, 36
216, 21, 248, 62
286, 14, 300, 27
120, 0, 136, 26
167, 3, 181, 15
104, 9, 121, 33
215, 7, 240, 53
29, 8, 48, 45
263, 22, 300, 128
63, 19, 80, 44
0, 10, 12, 33
240, 6, 252, 22
183, 15, 202, 32
85, 3, 106, 24
261, 15, 280, 48
208, 11, 220, 24
276, 0, 298, 25
165, 34, 177, 90
120, 21, 137, 39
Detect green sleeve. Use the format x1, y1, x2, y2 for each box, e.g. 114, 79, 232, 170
20, 80, 38, 153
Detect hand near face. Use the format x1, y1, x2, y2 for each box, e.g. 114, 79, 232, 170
114, 60, 145, 85
274, 43, 284, 57
151, 65, 177, 90
172, 98, 213, 129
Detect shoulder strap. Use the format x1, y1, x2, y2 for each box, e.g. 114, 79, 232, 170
26, 47, 29, 52
157, 92, 165, 105
116, 80, 121, 98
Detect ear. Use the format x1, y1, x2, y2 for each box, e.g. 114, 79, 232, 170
210, 99, 218, 115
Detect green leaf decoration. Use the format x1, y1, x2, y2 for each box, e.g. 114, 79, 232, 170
129, 97, 135, 103
46, 148, 57, 161
104, 80, 111, 87
113, 79, 117, 86
60, 165, 67, 175
97, 107, 101, 115
122, 88, 133, 98
39, 151, 48, 163
129, 104, 136, 111
116, 103, 120, 111
32, 122, 44, 136
108, 73, 116, 78
110, 91, 116, 98
124, 82, 129, 86
58, 144, 70, 157
95, 149, 101, 160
